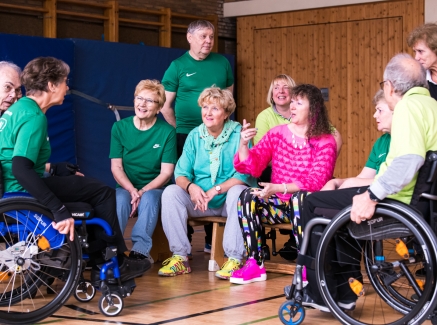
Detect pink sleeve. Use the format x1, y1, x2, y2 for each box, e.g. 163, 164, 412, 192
293, 135, 337, 192
233, 132, 273, 178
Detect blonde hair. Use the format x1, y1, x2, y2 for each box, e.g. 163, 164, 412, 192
134, 79, 166, 107
266, 74, 296, 106
198, 86, 236, 117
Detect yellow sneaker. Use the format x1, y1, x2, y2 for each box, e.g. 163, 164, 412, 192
215, 258, 241, 279
158, 255, 191, 276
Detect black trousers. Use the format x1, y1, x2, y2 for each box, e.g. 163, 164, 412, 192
302, 186, 368, 304
177, 133, 212, 245
42, 175, 127, 261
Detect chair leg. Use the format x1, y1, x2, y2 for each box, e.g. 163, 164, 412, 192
209, 222, 225, 271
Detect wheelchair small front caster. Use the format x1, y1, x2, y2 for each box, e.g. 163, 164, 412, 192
99, 292, 124, 316
74, 280, 96, 302
278, 300, 305, 325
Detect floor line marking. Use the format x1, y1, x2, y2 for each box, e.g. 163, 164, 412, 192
48, 294, 284, 325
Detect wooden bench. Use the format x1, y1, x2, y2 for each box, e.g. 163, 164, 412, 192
188, 216, 295, 274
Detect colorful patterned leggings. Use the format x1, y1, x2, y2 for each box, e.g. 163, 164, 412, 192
237, 187, 307, 264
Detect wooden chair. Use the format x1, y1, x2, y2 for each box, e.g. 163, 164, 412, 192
187, 216, 295, 274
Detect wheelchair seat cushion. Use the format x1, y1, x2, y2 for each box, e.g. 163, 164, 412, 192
63, 202, 94, 219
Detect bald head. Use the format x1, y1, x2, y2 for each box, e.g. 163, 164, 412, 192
0, 61, 22, 112
383, 53, 427, 95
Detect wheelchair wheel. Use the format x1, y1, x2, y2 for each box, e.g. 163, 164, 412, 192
315, 201, 437, 325
99, 292, 124, 316
0, 197, 82, 324
74, 280, 96, 302
278, 300, 305, 325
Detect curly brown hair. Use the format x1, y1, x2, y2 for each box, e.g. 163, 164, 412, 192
290, 84, 332, 139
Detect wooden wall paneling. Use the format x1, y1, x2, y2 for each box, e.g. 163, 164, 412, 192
236, 0, 424, 178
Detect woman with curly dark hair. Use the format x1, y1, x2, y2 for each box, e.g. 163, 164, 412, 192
229, 84, 337, 285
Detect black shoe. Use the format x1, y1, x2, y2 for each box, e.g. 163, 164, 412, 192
338, 300, 356, 311
129, 251, 147, 260
301, 289, 330, 312
90, 268, 102, 287
278, 237, 298, 262
106, 256, 152, 284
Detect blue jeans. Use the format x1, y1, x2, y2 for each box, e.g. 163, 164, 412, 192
116, 187, 163, 256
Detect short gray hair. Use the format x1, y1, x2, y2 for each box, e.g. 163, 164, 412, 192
383, 53, 427, 95
187, 20, 215, 34
0, 61, 21, 75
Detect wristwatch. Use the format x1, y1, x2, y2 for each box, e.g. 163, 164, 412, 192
215, 185, 222, 194
367, 188, 381, 202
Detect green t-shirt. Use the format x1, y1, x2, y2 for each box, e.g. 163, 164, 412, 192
375, 87, 437, 204
162, 52, 234, 134
0, 97, 51, 192
175, 124, 256, 209
365, 133, 391, 174
109, 117, 177, 189
254, 106, 290, 145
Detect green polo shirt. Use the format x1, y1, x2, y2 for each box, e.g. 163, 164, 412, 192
0, 97, 51, 192
162, 52, 234, 134
109, 117, 177, 189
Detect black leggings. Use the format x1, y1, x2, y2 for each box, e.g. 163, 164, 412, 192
42, 175, 127, 262
302, 186, 367, 304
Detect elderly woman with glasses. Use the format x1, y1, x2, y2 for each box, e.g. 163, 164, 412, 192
110, 79, 177, 262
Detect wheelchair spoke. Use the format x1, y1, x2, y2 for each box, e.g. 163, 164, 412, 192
314, 206, 437, 325
0, 197, 82, 324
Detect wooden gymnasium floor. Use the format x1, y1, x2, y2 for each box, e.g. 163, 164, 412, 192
39, 219, 432, 325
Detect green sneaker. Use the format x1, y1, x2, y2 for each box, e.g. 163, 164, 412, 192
158, 255, 191, 276
215, 258, 241, 279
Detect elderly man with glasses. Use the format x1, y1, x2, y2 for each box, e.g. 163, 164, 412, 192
0, 61, 22, 116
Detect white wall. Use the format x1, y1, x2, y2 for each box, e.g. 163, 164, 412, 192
224, 0, 384, 17
224, 0, 437, 22
425, 0, 437, 23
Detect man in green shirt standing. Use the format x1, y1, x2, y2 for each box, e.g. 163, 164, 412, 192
161, 20, 234, 249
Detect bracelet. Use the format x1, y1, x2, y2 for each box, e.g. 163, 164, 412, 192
186, 182, 193, 194
282, 183, 287, 195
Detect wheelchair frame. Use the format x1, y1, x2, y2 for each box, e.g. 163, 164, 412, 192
0, 191, 135, 324
279, 151, 437, 325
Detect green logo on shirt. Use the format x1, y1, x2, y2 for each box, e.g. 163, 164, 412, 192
0, 118, 7, 132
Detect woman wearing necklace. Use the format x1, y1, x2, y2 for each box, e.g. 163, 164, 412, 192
231, 84, 337, 284
158, 87, 256, 279
110, 79, 177, 262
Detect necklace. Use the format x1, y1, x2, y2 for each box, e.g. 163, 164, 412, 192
292, 132, 307, 149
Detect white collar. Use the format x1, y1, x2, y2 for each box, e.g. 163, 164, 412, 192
426, 70, 437, 85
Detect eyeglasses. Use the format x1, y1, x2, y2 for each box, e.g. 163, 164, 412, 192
379, 80, 387, 90
2, 84, 22, 97
65, 79, 70, 86
135, 96, 159, 105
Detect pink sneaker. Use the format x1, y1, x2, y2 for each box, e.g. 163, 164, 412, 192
230, 257, 267, 284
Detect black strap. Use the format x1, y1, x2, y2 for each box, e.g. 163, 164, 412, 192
68, 89, 135, 121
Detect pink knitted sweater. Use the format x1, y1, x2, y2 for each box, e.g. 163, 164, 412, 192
234, 124, 337, 200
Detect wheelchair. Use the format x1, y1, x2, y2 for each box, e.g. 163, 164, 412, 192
0, 174, 135, 323
279, 151, 437, 325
